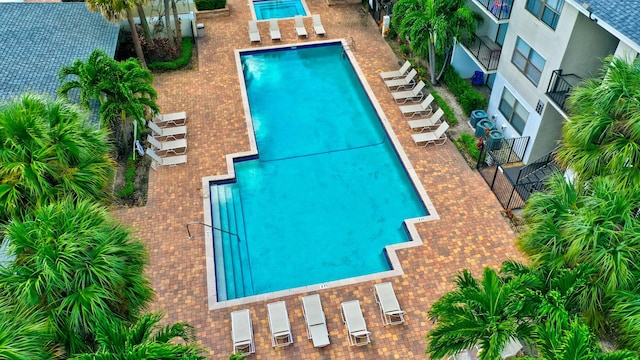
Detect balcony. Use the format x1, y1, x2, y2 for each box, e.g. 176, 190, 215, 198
546, 70, 582, 113
473, 0, 513, 20
463, 33, 502, 71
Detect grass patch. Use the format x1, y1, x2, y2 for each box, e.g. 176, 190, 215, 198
117, 158, 136, 198
148, 38, 193, 71
431, 90, 457, 126
455, 132, 480, 160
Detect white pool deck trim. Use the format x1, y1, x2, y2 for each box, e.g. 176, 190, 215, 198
201, 39, 439, 310
249, 0, 311, 22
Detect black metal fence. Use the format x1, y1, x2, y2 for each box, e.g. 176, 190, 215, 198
546, 69, 582, 112
477, 136, 557, 209
464, 33, 501, 71
474, 0, 513, 20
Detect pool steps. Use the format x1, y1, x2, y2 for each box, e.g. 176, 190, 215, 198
211, 184, 254, 301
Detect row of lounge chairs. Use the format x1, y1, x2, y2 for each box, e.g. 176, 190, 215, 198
248, 15, 326, 43
146, 111, 188, 167
231, 282, 405, 356
381, 61, 449, 146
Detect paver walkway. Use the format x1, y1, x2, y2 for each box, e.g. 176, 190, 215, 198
114, 0, 523, 358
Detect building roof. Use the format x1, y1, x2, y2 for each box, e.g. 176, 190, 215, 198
587, 0, 640, 50
0, 3, 119, 102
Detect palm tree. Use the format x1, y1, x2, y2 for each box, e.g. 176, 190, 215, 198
557, 56, 640, 189
0, 94, 114, 223
70, 313, 207, 359
426, 267, 536, 359
610, 291, 640, 351
85, 0, 147, 68
0, 297, 56, 359
163, 0, 176, 50
59, 49, 118, 108
99, 57, 159, 157
392, 0, 478, 83
517, 173, 640, 333
0, 199, 154, 356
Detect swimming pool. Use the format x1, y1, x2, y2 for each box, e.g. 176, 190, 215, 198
206, 41, 434, 305
253, 0, 307, 20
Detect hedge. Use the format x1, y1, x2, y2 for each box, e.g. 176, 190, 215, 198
195, 0, 226, 10
148, 38, 193, 71
430, 90, 457, 126
443, 66, 488, 116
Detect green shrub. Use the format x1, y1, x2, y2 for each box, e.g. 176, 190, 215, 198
117, 159, 137, 198
430, 90, 457, 126
456, 132, 480, 160
443, 66, 488, 115
194, 0, 226, 10
148, 38, 193, 71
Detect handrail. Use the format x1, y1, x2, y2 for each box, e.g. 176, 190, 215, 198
464, 33, 501, 71
546, 69, 581, 112
474, 0, 513, 20
515, 150, 558, 184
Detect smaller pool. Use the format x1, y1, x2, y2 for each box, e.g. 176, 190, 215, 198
253, 0, 307, 20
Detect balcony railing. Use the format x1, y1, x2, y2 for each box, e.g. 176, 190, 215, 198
474, 0, 513, 20
546, 70, 582, 113
463, 33, 502, 71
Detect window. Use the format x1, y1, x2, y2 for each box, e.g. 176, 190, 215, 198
499, 88, 529, 134
526, 0, 563, 29
512, 37, 546, 86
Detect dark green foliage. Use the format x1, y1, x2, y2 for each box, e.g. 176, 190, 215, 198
69, 313, 207, 359
455, 132, 479, 160
0, 199, 154, 355
194, 0, 226, 10
0, 298, 55, 359
430, 90, 457, 125
443, 66, 488, 115
117, 159, 137, 198
149, 38, 194, 71
0, 94, 114, 223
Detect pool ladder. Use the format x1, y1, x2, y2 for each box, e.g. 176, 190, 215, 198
343, 37, 357, 57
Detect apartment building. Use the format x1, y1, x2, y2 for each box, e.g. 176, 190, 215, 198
452, 0, 640, 164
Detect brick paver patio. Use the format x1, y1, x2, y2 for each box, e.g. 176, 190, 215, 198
114, 0, 523, 358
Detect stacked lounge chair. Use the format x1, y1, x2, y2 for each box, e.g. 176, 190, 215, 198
374, 282, 406, 325
294, 16, 308, 38
146, 111, 188, 168
270, 20, 282, 41
231, 309, 255, 356
267, 301, 293, 347
248, 20, 261, 43
312, 14, 326, 36
302, 294, 330, 348
341, 300, 371, 346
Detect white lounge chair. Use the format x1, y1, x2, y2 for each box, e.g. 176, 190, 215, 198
399, 93, 435, 118
148, 121, 187, 140
248, 20, 261, 43
392, 80, 426, 104
408, 108, 445, 133
374, 282, 405, 326
267, 301, 293, 347
153, 111, 186, 127
147, 135, 187, 155
340, 300, 371, 346
312, 14, 326, 36
411, 121, 449, 147
231, 309, 255, 356
302, 294, 330, 348
146, 148, 187, 168
380, 60, 412, 80
384, 68, 417, 90
269, 20, 281, 41
294, 16, 308, 38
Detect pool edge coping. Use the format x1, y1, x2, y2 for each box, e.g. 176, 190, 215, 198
201, 39, 440, 310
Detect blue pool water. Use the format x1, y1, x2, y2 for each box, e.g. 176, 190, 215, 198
254, 0, 307, 20
211, 43, 427, 301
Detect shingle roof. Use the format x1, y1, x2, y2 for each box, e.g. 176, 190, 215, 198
587, 0, 640, 49
0, 3, 119, 102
